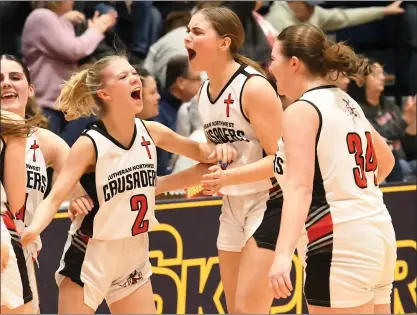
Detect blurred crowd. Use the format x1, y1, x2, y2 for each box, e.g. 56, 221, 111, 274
1, 0, 415, 183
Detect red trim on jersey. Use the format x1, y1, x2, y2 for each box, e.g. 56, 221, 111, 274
307, 212, 333, 243
2, 210, 17, 230
78, 233, 90, 244
269, 185, 280, 193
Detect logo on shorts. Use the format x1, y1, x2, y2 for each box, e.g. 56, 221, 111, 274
119, 270, 143, 288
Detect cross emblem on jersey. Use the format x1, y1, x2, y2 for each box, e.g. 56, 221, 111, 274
343, 98, 358, 117
141, 136, 152, 159
224, 93, 234, 118
30, 140, 39, 162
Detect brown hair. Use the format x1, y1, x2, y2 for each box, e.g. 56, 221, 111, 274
165, 10, 192, 34
0, 111, 37, 138
277, 24, 372, 85
25, 96, 49, 129
56, 55, 124, 121
198, 7, 265, 75
1, 54, 46, 128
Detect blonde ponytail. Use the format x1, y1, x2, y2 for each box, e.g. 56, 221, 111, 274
56, 55, 124, 121
56, 69, 100, 121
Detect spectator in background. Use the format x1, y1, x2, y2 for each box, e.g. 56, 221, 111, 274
135, 67, 161, 120
172, 95, 203, 172
265, 1, 404, 33
21, 1, 116, 134
176, 95, 201, 138
144, 10, 191, 89
397, 2, 417, 96
154, 55, 202, 175
95, 1, 162, 63
348, 61, 417, 181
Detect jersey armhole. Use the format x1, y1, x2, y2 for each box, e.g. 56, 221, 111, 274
198, 80, 208, 99
79, 133, 98, 163
139, 119, 155, 143
298, 99, 323, 151
239, 74, 265, 123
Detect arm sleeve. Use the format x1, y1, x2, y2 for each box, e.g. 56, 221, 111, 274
316, 6, 385, 32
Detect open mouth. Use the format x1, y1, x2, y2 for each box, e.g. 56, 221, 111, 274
131, 88, 141, 101
1, 92, 18, 101
187, 48, 196, 61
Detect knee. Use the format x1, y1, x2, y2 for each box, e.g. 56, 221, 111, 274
234, 287, 273, 314
234, 295, 263, 314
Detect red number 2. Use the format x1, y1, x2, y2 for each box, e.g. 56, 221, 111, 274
130, 194, 149, 236
346, 132, 377, 188
15, 193, 29, 222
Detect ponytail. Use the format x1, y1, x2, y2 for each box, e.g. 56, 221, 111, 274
234, 53, 266, 76
323, 42, 372, 87
278, 24, 373, 86
0, 110, 38, 138
56, 69, 100, 121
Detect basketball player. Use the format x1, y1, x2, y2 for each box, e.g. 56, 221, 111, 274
20, 55, 236, 314
268, 24, 397, 314
1, 110, 35, 314
1, 54, 88, 313
185, 7, 285, 313
204, 24, 398, 314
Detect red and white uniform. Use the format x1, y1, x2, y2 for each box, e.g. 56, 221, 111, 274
274, 85, 397, 308
56, 119, 158, 311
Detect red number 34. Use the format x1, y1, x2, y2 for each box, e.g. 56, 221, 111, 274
346, 132, 378, 188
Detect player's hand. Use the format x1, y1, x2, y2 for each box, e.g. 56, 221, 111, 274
68, 195, 93, 221
201, 165, 224, 195
1, 240, 9, 273
383, 1, 404, 16
20, 226, 39, 248
206, 144, 237, 169
268, 252, 293, 299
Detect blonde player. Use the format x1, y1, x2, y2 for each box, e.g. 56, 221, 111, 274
1, 54, 87, 313
21, 55, 235, 314
203, 24, 397, 314
185, 6, 284, 313
1, 110, 35, 314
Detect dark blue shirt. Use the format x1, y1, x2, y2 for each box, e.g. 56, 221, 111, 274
153, 89, 183, 176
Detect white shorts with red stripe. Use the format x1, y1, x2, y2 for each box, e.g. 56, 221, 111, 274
1, 214, 33, 309
297, 206, 397, 308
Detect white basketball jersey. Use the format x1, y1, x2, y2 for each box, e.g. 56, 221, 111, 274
14, 133, 48, 227
199, 65, 272, 196
274, 85, 389, 225
73, 119, 158, 240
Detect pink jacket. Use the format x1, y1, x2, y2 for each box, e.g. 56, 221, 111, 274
21, 9, 104, 109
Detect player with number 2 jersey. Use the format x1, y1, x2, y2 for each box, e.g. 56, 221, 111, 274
20, 56, 236, 313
